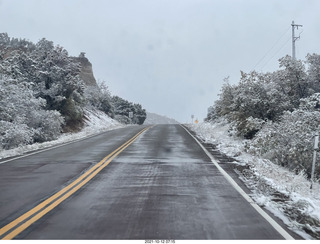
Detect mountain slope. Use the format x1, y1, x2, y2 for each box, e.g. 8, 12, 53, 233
143, 112, 179, 124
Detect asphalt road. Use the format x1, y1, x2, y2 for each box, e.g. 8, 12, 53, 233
0, 124, 291, 239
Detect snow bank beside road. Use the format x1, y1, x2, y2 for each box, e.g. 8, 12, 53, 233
0, 109, 124, 161
188, 120, 320, 239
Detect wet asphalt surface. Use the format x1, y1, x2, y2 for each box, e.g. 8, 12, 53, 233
0, 124, 287, 239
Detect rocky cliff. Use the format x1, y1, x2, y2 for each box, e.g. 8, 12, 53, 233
72, 53, 97, 86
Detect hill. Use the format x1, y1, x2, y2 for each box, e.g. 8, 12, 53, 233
0, 33, 146, 150
143, 112, 179, 124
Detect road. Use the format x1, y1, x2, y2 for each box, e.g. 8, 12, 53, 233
0, 124, 292, 240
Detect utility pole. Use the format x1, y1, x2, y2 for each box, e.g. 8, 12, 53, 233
311, 133, 319, 190
291, 21, 303, 60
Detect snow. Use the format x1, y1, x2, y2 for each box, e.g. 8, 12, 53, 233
188, 120, 320, 240
0, 108, 124, 161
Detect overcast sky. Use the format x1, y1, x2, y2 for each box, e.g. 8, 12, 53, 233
1, 0, 320, 122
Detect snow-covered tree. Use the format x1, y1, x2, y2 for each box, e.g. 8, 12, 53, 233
31, 39, 85, 129
214, 77, 236, 119
0, 36, 86, 131
213, 71, 292, 138
205, 106, 215, 122
132, 103, 146, 125
84, 82, 114, 117
275, 55, 309, 107
111, 96, 146, 125
306, 53, 320, 94
0, 33, 10, 47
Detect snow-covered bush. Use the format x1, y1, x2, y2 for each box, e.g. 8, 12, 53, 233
0, 121, 35, 149
0, 76, 64, 149
28, 110, 64, 142
250, 110, 320, 177
299, 93, 320, 111
235, 116, 265, 139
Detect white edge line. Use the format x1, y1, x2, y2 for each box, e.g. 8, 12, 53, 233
180, 124, 294, 240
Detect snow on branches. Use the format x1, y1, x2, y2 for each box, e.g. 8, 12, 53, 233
208, 54, 320, 178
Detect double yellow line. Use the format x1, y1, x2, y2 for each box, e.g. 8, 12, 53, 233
0, 126, 150, 240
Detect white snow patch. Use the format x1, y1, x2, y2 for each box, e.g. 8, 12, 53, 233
188, 119, 320, 240
0, 108, 124, 161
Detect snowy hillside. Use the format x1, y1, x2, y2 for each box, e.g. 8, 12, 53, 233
0, 34, 147, 152
83, 108, 123, 133
144, 112, 179, 124
0, 108, 123, 160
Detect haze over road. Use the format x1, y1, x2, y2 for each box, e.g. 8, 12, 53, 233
0, 125, 292, 239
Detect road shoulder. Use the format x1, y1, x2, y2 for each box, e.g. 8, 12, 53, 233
181, 124, 303, 240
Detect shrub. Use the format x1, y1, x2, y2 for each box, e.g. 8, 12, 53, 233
29, 110, 64, 142
250, 110, 320, 177
0, 121, 35, 149
235, 116, 265, 139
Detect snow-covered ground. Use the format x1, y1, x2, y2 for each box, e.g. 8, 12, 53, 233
0, 108, 124, 161
188, 120, 320, 239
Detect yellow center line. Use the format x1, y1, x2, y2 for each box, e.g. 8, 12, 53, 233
0, 126, 150, 240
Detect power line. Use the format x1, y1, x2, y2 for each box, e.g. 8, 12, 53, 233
260, 35, 291, 70
260, 21, 303, 70
252, 26, 291, 71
